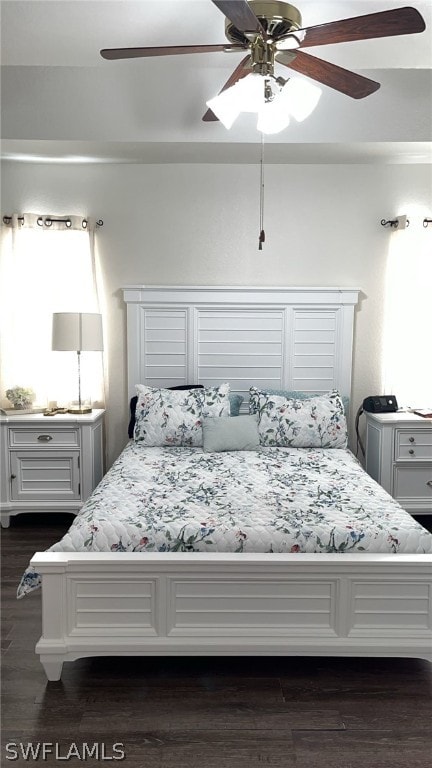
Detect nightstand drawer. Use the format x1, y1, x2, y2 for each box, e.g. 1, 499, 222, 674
9, 427, 80, 448
395, 429, 432, 461
393, 465, 432, 505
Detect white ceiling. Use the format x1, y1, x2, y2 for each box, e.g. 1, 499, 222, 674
1, 0, 431, 163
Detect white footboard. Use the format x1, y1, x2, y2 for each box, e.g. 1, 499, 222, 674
31, 552, 432, 680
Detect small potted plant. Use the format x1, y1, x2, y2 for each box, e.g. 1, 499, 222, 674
5, 386, 35, 410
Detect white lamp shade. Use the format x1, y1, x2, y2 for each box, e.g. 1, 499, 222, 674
52, 312, 103, 352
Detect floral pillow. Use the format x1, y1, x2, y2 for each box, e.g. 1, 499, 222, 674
249, 387, 347, 448
264, 388, 349, 418
134, 383, 230, 446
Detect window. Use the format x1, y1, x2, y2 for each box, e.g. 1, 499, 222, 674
0, 214, 105, 409
381, 217, 432, 407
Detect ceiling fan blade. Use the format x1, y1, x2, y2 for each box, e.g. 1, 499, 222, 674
297, 7, 425, 49
100, 44, 240, 60
203, 55, 252, 121
276, 50, 380, 99
211, 0, 266, 37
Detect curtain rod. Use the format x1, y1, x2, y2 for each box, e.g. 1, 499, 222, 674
2, 215, 103, 228
381, 216, 432, 229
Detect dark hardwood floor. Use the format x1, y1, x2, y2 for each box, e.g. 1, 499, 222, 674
2, 514, 432, 767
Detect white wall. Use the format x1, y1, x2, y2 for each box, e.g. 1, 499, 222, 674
2, 160, 430, 466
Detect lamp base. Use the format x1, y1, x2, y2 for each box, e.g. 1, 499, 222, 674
67, 405, 92, 415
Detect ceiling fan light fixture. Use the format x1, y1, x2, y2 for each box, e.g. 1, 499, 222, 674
208, 72, 321, 133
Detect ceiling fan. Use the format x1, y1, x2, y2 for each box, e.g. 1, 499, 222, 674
100, 1, 426, 123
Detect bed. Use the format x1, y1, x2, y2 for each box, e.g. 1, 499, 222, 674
27, 286, 432, 680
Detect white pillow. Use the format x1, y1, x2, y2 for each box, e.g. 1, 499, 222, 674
134, 383, 230, 447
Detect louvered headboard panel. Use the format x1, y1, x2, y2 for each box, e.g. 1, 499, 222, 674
197, 309, 285, 394
123, 286, 360, 403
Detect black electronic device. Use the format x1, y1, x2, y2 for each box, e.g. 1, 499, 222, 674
362, 395, 398, 414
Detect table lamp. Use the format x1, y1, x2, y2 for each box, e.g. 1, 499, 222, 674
52, 312, 103, 414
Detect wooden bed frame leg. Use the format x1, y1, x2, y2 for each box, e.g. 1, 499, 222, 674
41, 657, 63, 681
37, 571, 67, 681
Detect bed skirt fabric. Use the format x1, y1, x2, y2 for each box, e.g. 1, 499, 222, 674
18, 443, 432, 597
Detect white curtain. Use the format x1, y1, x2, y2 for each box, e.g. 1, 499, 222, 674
381, 221, 432, 408
0, 214, 106, 410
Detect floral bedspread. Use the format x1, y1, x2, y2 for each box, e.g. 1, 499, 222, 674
18, 442, 432, 596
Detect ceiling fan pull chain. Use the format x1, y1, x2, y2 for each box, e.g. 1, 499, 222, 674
259, 132, 265, 250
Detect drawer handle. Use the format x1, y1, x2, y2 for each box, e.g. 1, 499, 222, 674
409, 437, 415, 443
37, 434, 53, 442
427, 480, 432, 488
408, 449, 414, 455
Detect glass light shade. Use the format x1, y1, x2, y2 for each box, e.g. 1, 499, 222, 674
257, 99, 290, 134
206, 73, 265, 129
235, 73, 265, 112
279, 77, 322, 122
206, 87, 241, 129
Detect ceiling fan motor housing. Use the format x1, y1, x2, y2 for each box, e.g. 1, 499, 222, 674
225, 1, 302, 44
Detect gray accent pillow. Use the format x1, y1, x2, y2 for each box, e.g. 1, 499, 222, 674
202, 415, 259, 453
228, 393, 244, 416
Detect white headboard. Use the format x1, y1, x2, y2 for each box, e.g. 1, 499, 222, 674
123, 286, 360, 403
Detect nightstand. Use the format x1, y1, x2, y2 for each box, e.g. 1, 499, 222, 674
0, 410, 104, 528
365, 411, 432, 515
